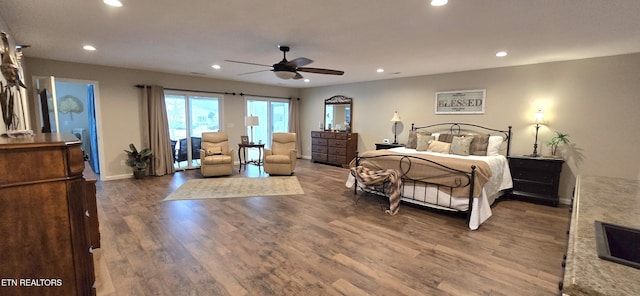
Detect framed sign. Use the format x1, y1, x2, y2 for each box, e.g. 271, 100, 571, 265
435, 89, 486, 114
240, 136, 249, 145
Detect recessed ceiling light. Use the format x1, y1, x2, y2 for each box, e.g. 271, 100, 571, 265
377, 68, 385, 73
212, 64, 221, 70
103, 0, 123, 7
304, 79, 310, 83
83, 45, 96, 51
496, 51, 508, 57
431, 0, 448, 6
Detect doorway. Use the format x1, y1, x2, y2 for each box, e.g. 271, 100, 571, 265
34, 76, 102, 174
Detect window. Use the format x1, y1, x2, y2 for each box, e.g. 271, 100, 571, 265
165, 92, 222, 169
246, 97, 289, 149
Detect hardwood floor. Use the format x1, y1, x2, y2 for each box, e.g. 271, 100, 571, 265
94, 160, 570, 296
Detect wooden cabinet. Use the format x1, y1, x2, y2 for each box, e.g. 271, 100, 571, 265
0, 133, 96, 295
508, 155, 564, 206
84, 162, 100, 249
311, 131, 358, 167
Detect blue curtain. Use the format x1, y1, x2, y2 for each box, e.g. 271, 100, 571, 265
87, 84, 100, 173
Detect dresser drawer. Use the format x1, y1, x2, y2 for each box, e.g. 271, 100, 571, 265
328, 147, 346, 156
312, 153, 328, 162
513, 180, 555, 196
311, 146, 328, 154
328, 139, 347, 148
511, 169, 555, 184
334, 133, 348, 140
509, 158, 563, 171
311, 131, 322, 138
312, 145, 328, 153
312, 138, 327, 146
322, 133, 336, 139
327, 154, 347, 164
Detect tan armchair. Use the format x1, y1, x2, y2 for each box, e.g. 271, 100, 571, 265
264, 133, 297, 175
199, 132, 234, 177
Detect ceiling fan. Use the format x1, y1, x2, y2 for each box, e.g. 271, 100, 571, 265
225, 46, 344, 80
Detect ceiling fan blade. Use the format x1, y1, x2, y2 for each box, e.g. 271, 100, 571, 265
238, 69, 271, 76
225, 60, 272, 68
288, 57, 313, 67
293, 72, 304, 80
297, 67, 344, 75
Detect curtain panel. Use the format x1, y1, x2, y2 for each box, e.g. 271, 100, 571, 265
289, 98, 302, 158
141, 85, 175, 176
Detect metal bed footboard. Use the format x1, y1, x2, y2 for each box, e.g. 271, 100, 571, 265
353, 153, 476, 225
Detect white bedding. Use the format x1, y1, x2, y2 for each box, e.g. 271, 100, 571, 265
346, 147, 513, 230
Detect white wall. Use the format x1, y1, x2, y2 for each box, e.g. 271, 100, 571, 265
300, 53, 640, 203
24, 58, 300, 180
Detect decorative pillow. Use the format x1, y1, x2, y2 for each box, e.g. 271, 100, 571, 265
469, 134, 490, 156
487, 136, 504, 156
406, 130, 431, 149
438, 133, 454, 143
415, 134, 436, 151
427, 140, 451, 154
206, 146, 223, 156
449, 136, 474, 156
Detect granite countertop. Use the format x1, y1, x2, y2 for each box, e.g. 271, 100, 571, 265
563, 175, 640, 296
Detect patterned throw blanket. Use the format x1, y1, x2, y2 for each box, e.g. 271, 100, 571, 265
351, 166, 403, 215
351, 150, 492, 199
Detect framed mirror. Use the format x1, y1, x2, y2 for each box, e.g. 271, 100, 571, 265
324, 95, 352, 132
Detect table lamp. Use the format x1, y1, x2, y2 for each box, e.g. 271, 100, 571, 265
530, 110, 544, 157
245, 115, 259, 144
391, 111, 401, 144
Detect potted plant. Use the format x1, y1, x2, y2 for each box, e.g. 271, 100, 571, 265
547, 131, 570, 157
124, 143, 153, 179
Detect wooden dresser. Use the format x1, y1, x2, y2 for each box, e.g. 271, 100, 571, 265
311, 131, 358, 167
0, 133, 97, 296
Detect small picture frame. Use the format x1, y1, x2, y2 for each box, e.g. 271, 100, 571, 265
240, 136, 249, 145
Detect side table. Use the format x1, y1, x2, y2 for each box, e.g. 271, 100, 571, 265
238, 143, 265, 173
508, 155, 564, 206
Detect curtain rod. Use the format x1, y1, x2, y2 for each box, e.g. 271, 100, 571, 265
135, 84, 294, 100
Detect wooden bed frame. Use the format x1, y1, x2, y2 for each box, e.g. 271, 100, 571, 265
352, 123, 512, 225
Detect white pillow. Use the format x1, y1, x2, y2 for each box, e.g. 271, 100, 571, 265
487, 136, 504, 156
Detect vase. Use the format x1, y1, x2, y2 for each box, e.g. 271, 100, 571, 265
133, 170, 146, 179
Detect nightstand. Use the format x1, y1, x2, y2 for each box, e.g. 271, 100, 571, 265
375, 143, 404, 150
508, 155, 564, 206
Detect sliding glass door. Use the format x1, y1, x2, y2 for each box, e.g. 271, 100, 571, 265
165, 92, 222, 169
246, 97, 289, 149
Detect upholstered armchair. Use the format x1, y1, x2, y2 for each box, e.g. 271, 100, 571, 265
199, 132, 234, 177
264, 132, 297, 175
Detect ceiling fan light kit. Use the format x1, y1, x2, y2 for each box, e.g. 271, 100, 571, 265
274, 71, 297, 80
226, 45, 344, 80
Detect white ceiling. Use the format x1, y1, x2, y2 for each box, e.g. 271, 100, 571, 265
1, 0, 640, 88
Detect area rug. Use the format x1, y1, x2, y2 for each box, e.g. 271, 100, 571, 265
162, 176, 304, 201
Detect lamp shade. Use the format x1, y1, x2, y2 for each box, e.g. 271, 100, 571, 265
534, 110, 544, 124
245, 116, 259, 126
391, 111, 401, 122
274, 71, 296, 80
